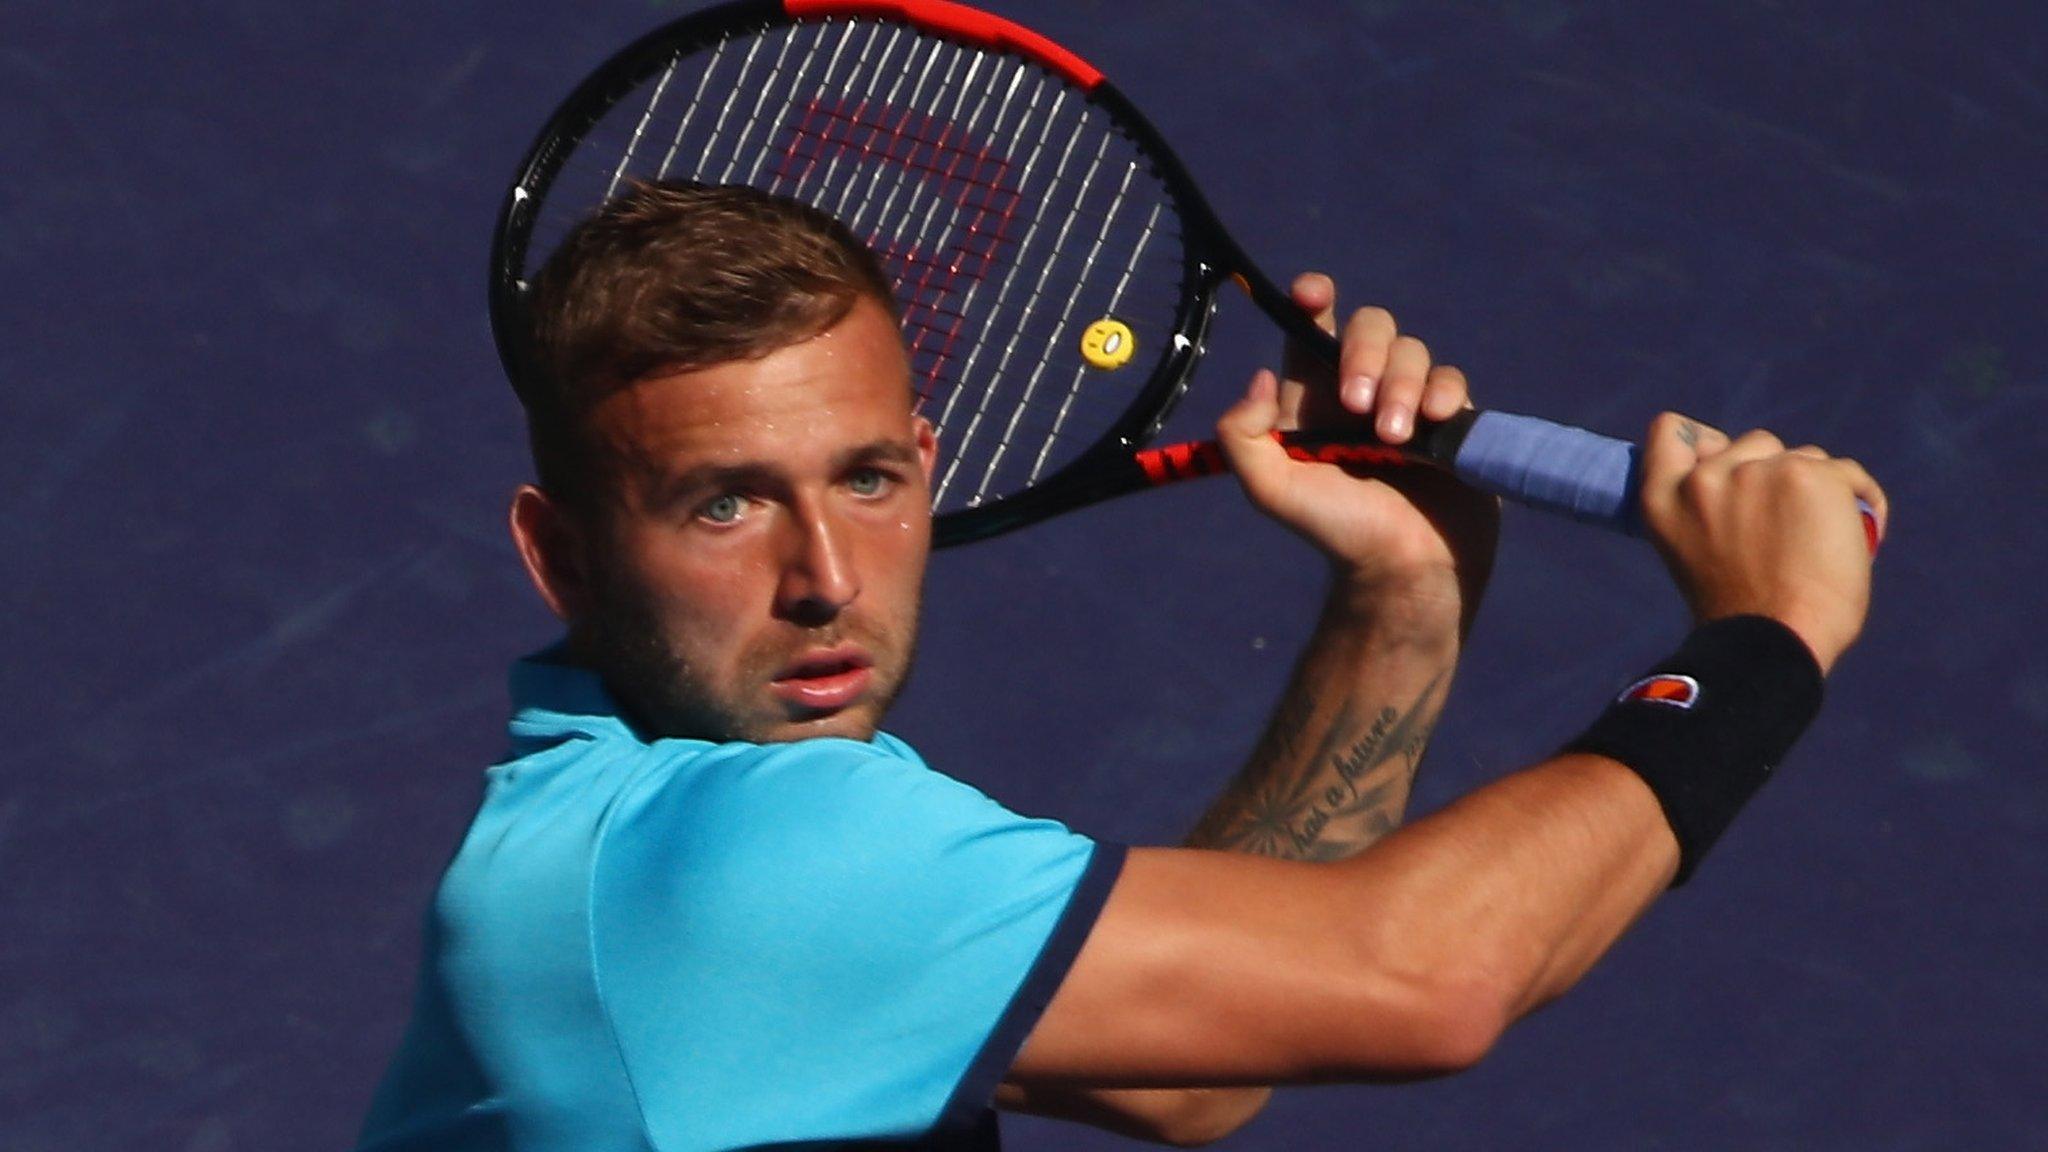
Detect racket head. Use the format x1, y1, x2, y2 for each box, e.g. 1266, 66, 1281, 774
489, 0, 1253, 546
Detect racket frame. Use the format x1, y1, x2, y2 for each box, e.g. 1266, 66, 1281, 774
489, 0, 1481, 547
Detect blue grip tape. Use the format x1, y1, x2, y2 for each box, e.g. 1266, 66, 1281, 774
1453, 411, 1642, 534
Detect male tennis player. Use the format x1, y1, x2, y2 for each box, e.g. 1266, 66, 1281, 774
355, 182, 1885, 1150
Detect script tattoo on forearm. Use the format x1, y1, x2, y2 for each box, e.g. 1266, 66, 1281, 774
1190, 670, 1448, 861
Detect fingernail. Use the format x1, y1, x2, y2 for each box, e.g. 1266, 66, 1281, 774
1343, 374, 1376, 410
1382, 406, 1412, 440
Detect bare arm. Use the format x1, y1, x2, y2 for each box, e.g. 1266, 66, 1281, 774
1004, 407, 1885, 1090
998, 279, 1497, 1142
1188, 587, 1455, 862
997, 592, 1465, 1142
1188, 277, 1496, 865
1011, 751, 1676, 1086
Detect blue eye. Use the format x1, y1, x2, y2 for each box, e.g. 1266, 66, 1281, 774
848, 468, 889, 497
699, 494, 745, 524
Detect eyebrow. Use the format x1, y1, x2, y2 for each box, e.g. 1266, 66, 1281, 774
647, 437, 921, 509
841, 438, 922, 470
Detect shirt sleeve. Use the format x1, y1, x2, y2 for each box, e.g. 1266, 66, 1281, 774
588, 737, 1124, 1150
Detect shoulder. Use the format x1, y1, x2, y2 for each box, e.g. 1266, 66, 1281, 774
609, 733, 1034, 851
592, 733, 1099, 925
582, 740, 1114, 1150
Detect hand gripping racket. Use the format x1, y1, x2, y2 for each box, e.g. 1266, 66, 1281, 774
490, 0, 1867, 551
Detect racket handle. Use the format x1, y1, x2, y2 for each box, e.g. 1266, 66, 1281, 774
1450, 411, 1881, 554
1134, 419, 1637, 524
1450, 411, 1643, 534
1133, 416, 1878, 554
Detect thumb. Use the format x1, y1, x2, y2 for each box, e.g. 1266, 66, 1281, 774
1217, 369, 1295, 514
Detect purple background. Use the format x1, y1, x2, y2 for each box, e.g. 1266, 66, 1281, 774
4, 2, 2043, 1149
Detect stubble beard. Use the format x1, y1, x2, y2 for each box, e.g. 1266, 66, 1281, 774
575, 578, 921, 744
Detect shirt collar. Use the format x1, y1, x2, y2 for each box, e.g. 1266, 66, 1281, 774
507, 643, 642, 742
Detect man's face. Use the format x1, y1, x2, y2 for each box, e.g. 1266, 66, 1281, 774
552, 298, 938, 743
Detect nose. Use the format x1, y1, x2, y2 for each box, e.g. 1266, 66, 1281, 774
775, 505, 859, 625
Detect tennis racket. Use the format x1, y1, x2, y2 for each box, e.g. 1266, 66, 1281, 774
489, 0, 1854, 550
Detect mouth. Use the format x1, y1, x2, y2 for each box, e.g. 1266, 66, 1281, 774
768, 646, 876, 714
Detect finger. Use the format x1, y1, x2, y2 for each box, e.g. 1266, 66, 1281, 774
1336, 306, 1396, 413
1640, 411, 1711, 521
1418, 363, 1470, 422
1373, 334, 1431, 443
1829, 456, 1889, 550
1278, 273, 1339, 428
1782, 445, 1883, 551
1667, 414, 1731, 460
1216, 369, 1294, 513
1707, 427, 1789, 470
1288, 272, 1337, 327
1830, 457, 1885, 522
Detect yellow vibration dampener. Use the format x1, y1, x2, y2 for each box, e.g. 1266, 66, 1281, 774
1080, 317, 1136, 370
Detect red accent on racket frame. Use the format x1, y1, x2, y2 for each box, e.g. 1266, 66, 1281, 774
1281, 441, 1408, 469
781, 0, 1105, 89
1134, 433, 1411, 487
1134, 441, 1226, 486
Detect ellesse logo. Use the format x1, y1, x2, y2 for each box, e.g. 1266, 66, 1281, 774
1618, 674, 1701, 710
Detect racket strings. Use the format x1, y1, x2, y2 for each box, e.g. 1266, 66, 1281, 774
959, 126, 1129, 500
774, 30, 1031, 404
771, 28, 1163, 506
582, 115, 1168, 235
524, 16, 1189, 513
1023, 177, 1164, 484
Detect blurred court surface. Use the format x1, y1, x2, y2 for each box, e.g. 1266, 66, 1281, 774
3, 2, 2042, 1148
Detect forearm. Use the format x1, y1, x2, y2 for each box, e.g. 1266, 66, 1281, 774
1006, 750, 1680, 1085
1333, 751, 1678, 1043
1009, 752, 1680, 1086
1188, 578, 1463, 861
1082, 582, 1458, 1133
1009, 584, 1462, 1140
993, 1081, 1269, 1148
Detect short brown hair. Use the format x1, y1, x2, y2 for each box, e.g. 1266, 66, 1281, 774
518, 180, 898, 505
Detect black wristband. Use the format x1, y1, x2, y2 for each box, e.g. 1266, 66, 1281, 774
1565, 615, 1825, 886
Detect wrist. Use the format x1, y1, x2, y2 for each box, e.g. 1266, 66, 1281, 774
1324, 538, 1493, 643
1320, 565, 1466, 652
1714, 605, 1849, 677
1566, 615, 1825, 885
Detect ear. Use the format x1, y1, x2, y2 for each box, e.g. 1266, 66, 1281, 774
913, 414, 939, 485
510, 485, 590, 623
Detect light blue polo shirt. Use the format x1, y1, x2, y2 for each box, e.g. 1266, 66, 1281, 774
355, 652, 1123, 1151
